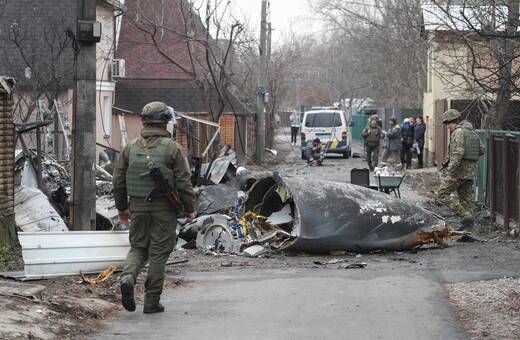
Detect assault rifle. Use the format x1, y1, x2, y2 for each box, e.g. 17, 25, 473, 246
139, 166, 180, 205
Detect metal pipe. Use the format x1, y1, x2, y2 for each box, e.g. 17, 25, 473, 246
36, 126, 43, 192
488, 134, 496, 221
502, 135, 510, 228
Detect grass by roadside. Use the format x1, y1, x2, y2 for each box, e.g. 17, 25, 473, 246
0, 243, 24, 272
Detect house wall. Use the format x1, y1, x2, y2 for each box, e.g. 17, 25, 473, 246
0, 81, 16, 245
117, 0, 206, 80
113, 0, 251, 165
423, 36, 474, 166
95, 2, 118, 163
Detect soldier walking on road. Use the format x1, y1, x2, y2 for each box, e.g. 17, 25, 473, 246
362, 117, 385, 171
113, 101, 196, 314
437, 109, 485, 231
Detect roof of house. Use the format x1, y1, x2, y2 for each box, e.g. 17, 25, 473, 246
113, 78, 248, 115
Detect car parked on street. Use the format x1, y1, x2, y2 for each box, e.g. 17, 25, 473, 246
300, 107, 354, 158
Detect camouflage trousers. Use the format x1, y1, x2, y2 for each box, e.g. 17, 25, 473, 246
121, 210, 177, 306
437, 177, 474, 219
366, 143, 380, 168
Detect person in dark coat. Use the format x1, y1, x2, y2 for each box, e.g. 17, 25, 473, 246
381, 117, 402, 168
414, 115, 426, 168
400, 116, 415, 169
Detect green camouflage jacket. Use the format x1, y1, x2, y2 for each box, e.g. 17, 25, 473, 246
113, 128, 196, 212
446, 120, 486, 179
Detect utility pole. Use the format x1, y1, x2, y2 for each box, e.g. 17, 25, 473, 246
255, 0, 268, 162
71, 0, 97, 231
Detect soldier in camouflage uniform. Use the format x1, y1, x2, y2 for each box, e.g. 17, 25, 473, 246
437, 109, 485, 230
362, 117, 385, 171
113, 102, 196, 314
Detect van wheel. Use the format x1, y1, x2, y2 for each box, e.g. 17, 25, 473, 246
343, 150, 350, 159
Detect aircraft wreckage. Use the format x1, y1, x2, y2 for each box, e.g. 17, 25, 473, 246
191, 173, 452, 253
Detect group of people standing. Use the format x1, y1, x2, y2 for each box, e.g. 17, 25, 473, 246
362, 115, 426, 171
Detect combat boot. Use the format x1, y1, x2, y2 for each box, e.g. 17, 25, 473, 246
143, 302, 165, 314
120, 280, 136, 312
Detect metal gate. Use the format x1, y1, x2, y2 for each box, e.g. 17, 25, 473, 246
435, 99, 448, 168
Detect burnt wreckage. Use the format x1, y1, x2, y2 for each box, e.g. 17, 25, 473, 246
189, 173, 453, 253
13, 124, 450, 254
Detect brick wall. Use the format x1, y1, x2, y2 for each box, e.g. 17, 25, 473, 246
174, 112, 255, 163
117, 0, 207, 80
0, 80, 16, 245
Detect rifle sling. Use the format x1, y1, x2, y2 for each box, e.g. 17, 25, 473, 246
140, 137, 154, 167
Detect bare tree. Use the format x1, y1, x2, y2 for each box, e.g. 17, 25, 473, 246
121, 0, 255, 153
424, 1, 520, 130
309, 0, 428, 108
0, 0, 75, 125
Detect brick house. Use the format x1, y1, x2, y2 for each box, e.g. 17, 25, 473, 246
0, 77, 16, 246
112, 0, 254, 166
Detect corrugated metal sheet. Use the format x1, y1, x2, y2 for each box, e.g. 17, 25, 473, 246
18, 231, 130, 280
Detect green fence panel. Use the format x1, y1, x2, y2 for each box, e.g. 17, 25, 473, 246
351, 114, 368, 142
474, 130, 520, 204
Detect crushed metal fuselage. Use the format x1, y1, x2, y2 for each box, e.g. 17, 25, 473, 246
194, 174, 452, 254
246, 175, 451, 252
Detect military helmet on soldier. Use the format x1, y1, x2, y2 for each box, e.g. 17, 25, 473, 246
442, 109, 461, 124
140, 101, 173, 123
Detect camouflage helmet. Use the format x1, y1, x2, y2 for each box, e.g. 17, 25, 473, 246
140, 101, 173, 123
442, 109, 461, 124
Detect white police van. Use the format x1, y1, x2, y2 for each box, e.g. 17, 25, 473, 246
300, 107, 354, 159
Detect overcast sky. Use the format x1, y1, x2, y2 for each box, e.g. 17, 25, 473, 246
231, 0, 322, 44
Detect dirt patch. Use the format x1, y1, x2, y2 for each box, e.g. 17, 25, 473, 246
446, 277, 520, 340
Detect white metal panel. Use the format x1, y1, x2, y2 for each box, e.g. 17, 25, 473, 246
18, 231, 130, 280
15, 186, 68, 232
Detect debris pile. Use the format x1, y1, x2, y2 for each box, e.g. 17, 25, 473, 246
14, 150, 119, 231
184, 172, 454, 256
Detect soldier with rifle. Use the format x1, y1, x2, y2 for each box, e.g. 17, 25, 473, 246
438, 109, 485, 231
113, 102, 196, 314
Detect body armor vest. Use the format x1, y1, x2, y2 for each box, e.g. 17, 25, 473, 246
126, 138, 174, 197
366, 126, 382, 143
449, 128, 480, 161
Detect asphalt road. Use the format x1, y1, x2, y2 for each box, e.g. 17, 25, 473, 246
100, 269, 466, 340
99, 127, 520, 340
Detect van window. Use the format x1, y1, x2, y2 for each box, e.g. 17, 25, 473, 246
304, 112, 342, 127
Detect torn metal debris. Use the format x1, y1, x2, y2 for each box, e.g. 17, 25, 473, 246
15, 186, 68, 232
14, 149, 120, 231
193, 174, 453, 254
